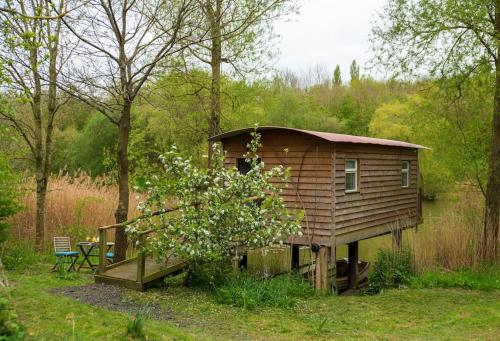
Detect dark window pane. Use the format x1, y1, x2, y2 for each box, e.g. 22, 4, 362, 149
237, 158, 252, 175
402, 173, 408, 187
346, 172, 356, 191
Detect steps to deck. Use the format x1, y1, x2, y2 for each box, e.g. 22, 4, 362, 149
95, 256, 186, 291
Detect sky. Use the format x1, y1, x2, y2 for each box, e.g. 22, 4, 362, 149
274, 0, 387, 81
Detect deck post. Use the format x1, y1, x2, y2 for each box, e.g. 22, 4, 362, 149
392, 229, 402, 252
98, 228, 107, 274
291, 244, 300, 270
348, 241, 359, 289
137, 234, 146, 283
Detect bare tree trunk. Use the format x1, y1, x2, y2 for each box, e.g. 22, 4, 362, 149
114, 101, 131, 261
32, 47, 46, 252
484, 3, 500, 261
207, 0, 222, 165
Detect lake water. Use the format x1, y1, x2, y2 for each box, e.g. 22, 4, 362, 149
248, 196, 457, 275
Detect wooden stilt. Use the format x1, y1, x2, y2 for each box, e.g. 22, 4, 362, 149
314, 246, 329, 290
291, 244, 300, 270
392, 229, 402, 252
348, 241, 359, 289
329, 245, 336, 294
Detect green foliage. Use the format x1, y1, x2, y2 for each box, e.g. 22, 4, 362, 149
0, 298, 24, 340
52, 113, 117, 176
349, 60, 360, 82
2, 244, 39, 271
56, 261, 80, 281
364, 248, 413, 295
332, 65, 342, 87
214, 273, 314, 310
0, 153, 21, 243
410, 266, 500, 291
183, 260, 233, 288
126, 311, 146, 340
129, 131, 302, 262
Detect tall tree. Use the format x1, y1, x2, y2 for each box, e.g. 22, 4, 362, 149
186, 0, 297, 161
349, 59, 360, 83
371, 0, 499, 260
60, 0, 200, 261
0, 0, 67, 251
333, 65, 342, 87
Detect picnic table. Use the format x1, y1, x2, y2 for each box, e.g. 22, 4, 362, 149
77, 241, 114, 271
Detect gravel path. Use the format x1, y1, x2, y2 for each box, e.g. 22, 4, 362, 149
50, 283, 174, 321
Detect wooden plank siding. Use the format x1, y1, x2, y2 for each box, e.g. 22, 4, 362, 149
219, 130, 420, 247
333, 143, 419, 244
221, 131, 333, 243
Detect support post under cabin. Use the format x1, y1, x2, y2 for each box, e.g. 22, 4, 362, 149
392, 229, 402, 252
348, 241, 359, 289
291, 244, 300, 270
315, 246, 329, 290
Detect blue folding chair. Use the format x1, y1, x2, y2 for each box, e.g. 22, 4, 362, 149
52, 237, 79, 272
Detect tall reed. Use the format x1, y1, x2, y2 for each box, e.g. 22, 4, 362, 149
406, 192, 485, 272
8, 172, 139, 251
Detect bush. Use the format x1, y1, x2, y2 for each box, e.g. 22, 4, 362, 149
183, 260, 233, 288
2, 244, 39, 271
0, 298, 24, 340
364, 248, 413, 295
214, 273, 314, 310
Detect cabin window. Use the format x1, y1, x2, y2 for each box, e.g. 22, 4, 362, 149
237, 158, 252, 175
345, 159, 358, 192
402, 161, 410, 187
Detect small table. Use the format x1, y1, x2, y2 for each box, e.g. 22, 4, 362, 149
77, 241, 114, 271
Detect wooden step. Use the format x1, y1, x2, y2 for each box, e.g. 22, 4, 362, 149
94, 256, 186, 291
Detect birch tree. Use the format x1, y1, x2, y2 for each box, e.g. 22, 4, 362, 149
60, 0, 201, 261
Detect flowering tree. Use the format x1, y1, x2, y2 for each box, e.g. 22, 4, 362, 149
127, 131, 302, 264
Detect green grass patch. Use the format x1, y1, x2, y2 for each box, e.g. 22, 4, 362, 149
411, 266, 500, 291
214, 272, 315, 309
5, 264, 500, 340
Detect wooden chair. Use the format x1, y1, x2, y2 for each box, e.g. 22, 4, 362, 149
52, 237, 80, 272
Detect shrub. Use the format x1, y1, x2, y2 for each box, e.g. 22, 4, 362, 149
364, 248, 413, 295
0, 298, 24, 340
183, 260, 233, 288
126, 311, 145, 340
214, 273, 314, 310
128, 131, 302, 265
3, 244, 39, 271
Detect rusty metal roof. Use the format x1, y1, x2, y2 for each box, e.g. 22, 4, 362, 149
209, 126, 428, 149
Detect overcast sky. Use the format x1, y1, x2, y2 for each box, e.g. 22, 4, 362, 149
274, 0, 387, 80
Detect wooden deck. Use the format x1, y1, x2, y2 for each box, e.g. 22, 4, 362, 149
95, 256, 186, 291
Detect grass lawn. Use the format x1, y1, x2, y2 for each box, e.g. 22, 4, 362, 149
4, 264, 500, 340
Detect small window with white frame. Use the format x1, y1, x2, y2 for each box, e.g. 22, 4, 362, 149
345, 159, 358, 192
401, 161, 410, 188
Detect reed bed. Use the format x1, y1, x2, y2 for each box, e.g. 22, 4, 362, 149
8, 174, 488, 272
406, 192, 485, 272
9, 173, 139, 251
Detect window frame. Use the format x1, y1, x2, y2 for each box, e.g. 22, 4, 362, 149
345, 159, 358, 193
401, 161, 410, 188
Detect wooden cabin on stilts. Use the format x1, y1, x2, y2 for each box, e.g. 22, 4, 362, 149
210, 126, 426, 293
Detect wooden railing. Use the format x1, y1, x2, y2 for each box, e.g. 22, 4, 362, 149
97, 224, 153, 283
